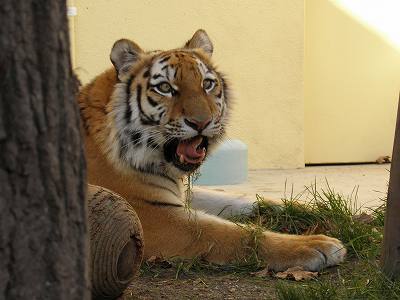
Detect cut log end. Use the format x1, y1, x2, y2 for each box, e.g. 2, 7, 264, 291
117, 239, 136, 281
87, 184, 144, 299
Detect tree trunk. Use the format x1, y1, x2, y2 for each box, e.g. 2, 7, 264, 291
0, 1, 89, 299
381, 96, 400, 278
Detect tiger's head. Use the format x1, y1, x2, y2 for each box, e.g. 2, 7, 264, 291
107, 30, 230, 177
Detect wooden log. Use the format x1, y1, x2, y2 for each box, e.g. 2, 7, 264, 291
87, 184, 144, 299
381, 96, 400, 278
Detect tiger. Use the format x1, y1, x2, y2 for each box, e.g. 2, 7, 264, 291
78, 29, 346, 271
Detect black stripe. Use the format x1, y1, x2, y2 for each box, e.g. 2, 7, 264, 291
159, 55, 171, 64
152, 73, 163, 79
316, 249, 328, 265
147, 136, 159, 149
158, 111, 165, 120
136, 84, 142, 102
125, 77, 133, 123
143, 70, 150, 78
134, 164, 177, 186
136, 85, 157, 125
141, 118, 159, 126
94, 128, 102, 135
216, 91, 222, 98
220, 105, 225, 117
131, 130, 142, 146
221, 77, 228, 91
143, 199, 183, 208
147, 96, 158, 107
126, 76, 133, 97
165, 67, 170, 79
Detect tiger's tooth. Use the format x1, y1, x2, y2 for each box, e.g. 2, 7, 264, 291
194, 136, 203, 149
180, 154, 185, 164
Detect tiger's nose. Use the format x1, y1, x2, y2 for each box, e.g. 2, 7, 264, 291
184, 118, 212, 131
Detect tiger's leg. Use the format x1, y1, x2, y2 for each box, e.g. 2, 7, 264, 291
190, 186, 282, 218
136, 204, 346, 271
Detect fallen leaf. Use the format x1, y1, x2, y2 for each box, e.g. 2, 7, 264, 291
145, 256, 172, 268
250, 267, 270, 278
146, 256, 159, 263
274, 266, 318, 281
353, 212, 374, 224
376, 155, 391, 164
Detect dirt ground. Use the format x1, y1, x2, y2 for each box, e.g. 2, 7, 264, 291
121, 264, 278, 300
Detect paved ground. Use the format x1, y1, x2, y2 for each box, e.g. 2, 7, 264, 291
197, 164, 390, 209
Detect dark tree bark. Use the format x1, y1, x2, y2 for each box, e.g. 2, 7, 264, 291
0, 1, 89, 299
381, 96, 400, 279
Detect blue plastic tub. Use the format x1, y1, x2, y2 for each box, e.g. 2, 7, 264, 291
194, 139, 248, 185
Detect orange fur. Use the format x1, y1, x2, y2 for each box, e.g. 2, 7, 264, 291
78, 30, 346, 271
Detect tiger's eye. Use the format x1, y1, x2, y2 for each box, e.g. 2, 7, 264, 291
203, 79, 215, 91
157, 82, 172, 94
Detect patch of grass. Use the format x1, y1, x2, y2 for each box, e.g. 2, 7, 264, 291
230, 180, 399, 299
243, 181, 384, 259
141, 255, 264, 280
369, 200, 386, 227
240, 180, 400, 300
276, 261, 400, 300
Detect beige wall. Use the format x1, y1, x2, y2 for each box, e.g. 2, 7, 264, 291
68, 1, 400, 168
305, 0, 400, 164
70, 0, 305, 169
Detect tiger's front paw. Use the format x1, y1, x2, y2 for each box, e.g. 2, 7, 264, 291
261, 232, 346, 271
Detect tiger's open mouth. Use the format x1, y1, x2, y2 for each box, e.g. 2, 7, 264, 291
163, 136, 209, 172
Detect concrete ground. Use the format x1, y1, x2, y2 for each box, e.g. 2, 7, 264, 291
198, 164, 390, 209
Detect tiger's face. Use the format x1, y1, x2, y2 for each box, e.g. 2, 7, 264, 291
109, 30, 230, 176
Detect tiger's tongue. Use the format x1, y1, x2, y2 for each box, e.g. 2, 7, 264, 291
176, 136, 206, 164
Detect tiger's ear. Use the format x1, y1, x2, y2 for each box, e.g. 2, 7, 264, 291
184, 29, 213, 57
110, 39, 143, 79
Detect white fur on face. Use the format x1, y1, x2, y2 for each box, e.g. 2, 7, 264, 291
107, 52, 230, 176
107, 82, 166, 173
